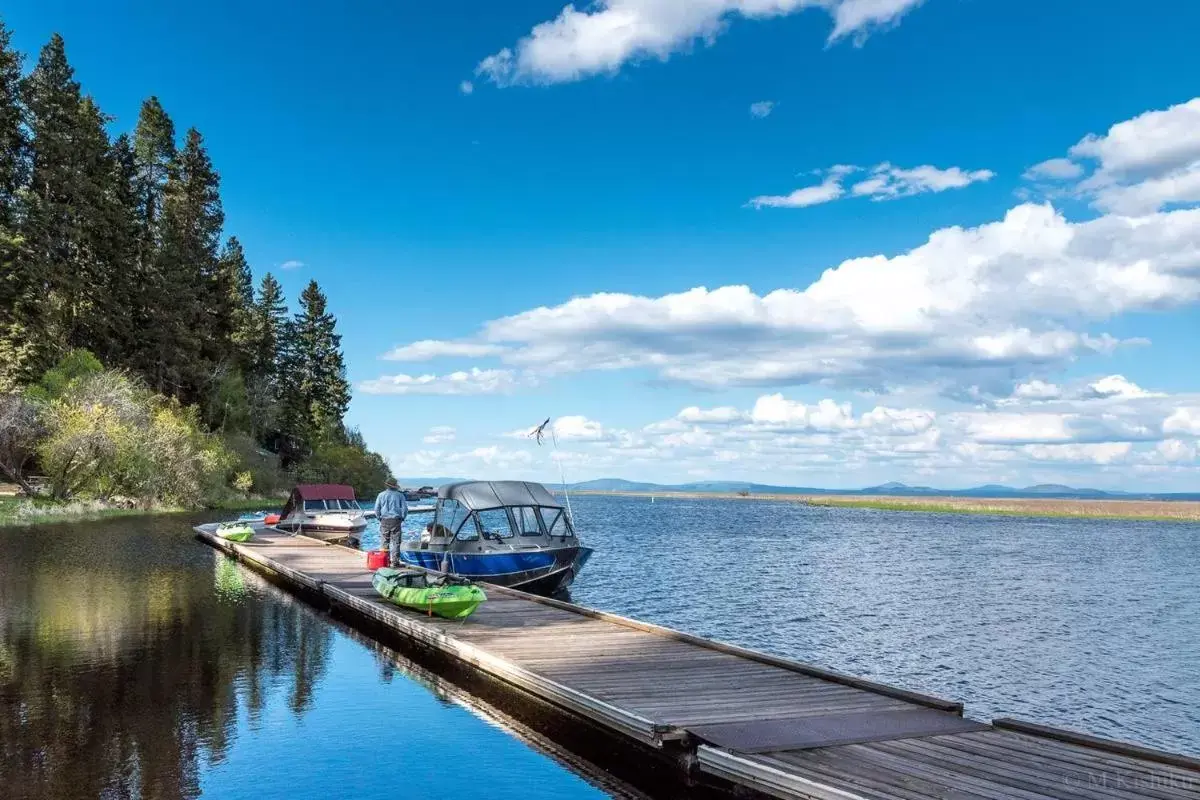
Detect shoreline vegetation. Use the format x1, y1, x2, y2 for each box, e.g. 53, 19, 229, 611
0, 25, 392, 514
571, 490, 1200, 522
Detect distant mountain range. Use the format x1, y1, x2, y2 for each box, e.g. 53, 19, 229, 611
565, 478, 1200, 501
394, 476, 1199, 501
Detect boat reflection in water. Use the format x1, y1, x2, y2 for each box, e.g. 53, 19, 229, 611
398, 481, 593, 595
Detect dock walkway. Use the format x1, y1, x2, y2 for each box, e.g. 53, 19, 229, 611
195, 525, 1200, 800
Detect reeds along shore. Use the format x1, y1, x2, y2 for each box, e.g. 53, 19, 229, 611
571, 490, 1200, 522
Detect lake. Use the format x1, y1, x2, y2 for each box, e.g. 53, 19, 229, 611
0, 516, 626, 800
2, 495, 1197, 799
563, 494, 1200, 756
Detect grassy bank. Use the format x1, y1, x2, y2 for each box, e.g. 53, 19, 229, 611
0, 496, 282, 527
572, 490, 1200, 522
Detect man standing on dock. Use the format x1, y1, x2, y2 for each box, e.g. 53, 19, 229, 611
374, 478, 408, 566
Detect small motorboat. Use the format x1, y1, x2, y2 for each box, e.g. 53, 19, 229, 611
398, 481, 592, 595
274, 484, 367, 543
372, 568, 486, 620
216, 522, 255, 542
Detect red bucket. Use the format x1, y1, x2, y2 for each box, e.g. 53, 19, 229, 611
264, 513, 281, 525
366, 550, 389, 571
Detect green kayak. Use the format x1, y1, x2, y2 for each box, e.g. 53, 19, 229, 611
372, 568, 486, 620
216, 522, 255, 542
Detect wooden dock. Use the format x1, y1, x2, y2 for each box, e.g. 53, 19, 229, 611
195, 525, 1200, 800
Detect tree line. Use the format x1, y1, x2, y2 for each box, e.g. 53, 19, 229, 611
0, 23, 390, 502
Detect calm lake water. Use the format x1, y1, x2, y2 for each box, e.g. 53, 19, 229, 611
3, 495, 1197, 799
0, 516, 622, 800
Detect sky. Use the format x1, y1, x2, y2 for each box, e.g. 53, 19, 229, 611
7, 0, 1200, 490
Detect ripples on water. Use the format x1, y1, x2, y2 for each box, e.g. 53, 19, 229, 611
3, 497, 1196, 799
0, 518, 613, 800
565, 494, 1200, 755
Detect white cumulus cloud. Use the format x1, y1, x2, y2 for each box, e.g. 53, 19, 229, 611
1086, 374, 1156, 400
749, 100, 775, 118
1025, 97, 1200, 215
850, 163, 995, 200
388, 203, 1200, 395
1023, 158, 1085, 181
358, 368, 520, 396
1012, 379, 1062, 401
1163, 407, 1200, 436
383, 340, 507, 361
476, 0, 926, 86
677, 405, 745, 424
749, 164, 853, 208
751, 162, 993, 208
423, 426, 457, 444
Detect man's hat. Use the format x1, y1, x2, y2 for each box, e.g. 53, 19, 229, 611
385, 478, 399, 490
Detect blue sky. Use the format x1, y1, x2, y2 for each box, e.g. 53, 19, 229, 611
8, 0, 1200, 489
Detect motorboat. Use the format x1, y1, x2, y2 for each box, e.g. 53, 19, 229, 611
398, 481, 592, 595
275, 483, 368, 542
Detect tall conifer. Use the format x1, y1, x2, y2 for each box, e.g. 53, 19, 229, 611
19, 34, 85, 373
156, 127, 223, 400
217, 235, 254, 370
0, 22, 29, 390
279, 280, 350, 450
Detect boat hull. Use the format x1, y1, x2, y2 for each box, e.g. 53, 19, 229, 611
397, 544, 590, 595
276, 514, 367, 543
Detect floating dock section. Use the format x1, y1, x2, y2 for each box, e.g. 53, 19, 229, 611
195, 525, 1200, 800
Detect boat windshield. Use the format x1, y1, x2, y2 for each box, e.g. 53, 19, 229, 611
513, 506, 543, 536
302, 498, 358, 512
476, 508, 515, 539
542, 507, 573, 538
437, 499, 472, 539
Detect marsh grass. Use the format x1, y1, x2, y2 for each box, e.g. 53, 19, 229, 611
573, 490, 1200, 522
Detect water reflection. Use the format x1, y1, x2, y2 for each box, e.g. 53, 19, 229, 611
0, 517, 617, 800
0, 520, 333, 799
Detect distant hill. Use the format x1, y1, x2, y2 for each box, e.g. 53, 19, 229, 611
568, 478, 1200, 502
390, 476, 1198, 502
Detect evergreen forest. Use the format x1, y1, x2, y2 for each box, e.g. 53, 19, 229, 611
0, 24, 391, 505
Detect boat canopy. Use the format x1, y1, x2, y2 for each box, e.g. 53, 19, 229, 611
438, 481, 562, 511
294, 483, 357, 501
282, 483, 358, 517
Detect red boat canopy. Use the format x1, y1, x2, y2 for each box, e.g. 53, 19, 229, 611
293, 484, 357, 501
281, 484, 358, 518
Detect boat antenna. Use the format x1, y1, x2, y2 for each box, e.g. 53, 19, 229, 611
529, 418, 575, 524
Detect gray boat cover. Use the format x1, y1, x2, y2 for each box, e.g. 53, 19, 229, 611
439, 481, 562, 510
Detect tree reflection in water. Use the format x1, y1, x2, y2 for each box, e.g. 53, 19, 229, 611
0, 518, 333, 800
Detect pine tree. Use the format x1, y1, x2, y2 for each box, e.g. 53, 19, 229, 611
243, 272, 288, 441
72, 95, 127, 360
132, 96, 174, 246
0, 22, 30, 391
156, 127, 224, 401
101, 133, 142, 368
278, 280, 350, 457
0, 21, 25, 225
217, 235, 254, 370
19, 33, 86, 375
128, 96, 175, 382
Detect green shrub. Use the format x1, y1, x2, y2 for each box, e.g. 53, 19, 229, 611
35, 359, 235, 507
